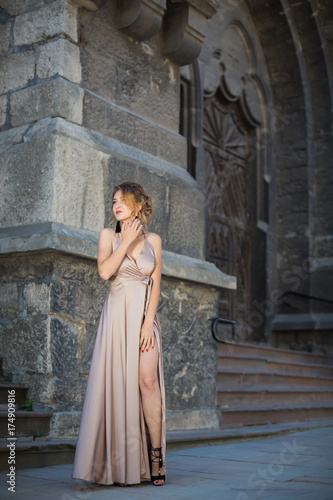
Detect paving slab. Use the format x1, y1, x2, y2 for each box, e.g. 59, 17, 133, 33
0, 426, 332, 500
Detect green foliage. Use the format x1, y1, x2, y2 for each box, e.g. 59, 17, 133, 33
33, 430, 47, 437
20, 399, 33, 411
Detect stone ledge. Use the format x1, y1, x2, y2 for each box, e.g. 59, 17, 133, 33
83, 90, 187, 169
0, 117, 192, 182
162, 249, 236, 289
10, 78, 84, 128
0, 222, 237, 290
272, 313, 333, 331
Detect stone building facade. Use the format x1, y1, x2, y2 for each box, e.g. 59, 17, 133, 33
0, 0, 332, 439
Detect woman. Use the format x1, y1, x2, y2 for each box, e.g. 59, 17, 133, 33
71, 181, 166, 487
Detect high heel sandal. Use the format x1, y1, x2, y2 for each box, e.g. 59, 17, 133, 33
149, 444, 165, 486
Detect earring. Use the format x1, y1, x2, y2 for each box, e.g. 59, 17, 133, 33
116, 220, 121, 233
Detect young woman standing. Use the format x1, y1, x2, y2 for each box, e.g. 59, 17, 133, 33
72, 181, 166, 487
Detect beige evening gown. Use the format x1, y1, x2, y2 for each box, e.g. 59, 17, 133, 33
71, 231, 166, 485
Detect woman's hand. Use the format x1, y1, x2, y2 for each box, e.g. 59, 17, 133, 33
139, 320, 155, 352
121, 218, 143, 245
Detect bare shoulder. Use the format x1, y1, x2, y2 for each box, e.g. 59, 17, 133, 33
99, 227, 116, 244
145, 231, 161, 249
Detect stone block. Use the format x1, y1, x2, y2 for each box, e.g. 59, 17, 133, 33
37, 38, 81, 83
0, 316, 51, 374
0, 283, 18, 320
52, 134, 107, 231
50, 276, 103, 325
49, 411, 81, 439
0, 135, 55, 227
14, 0, 78, 45
23, 282, 50, 315
50, 376, 88, 411
50, 317, 79, 375
52, 252, 101, 285
166, 409, 219, 431
0, 22, 10, 53
10, 78, 83, 127
84, 91, 167, 158
167, 179, 205, 259
0, 95, 7, 127
0, 0, 43, 16
0, 130, 106, 231
0, 252, 53, 283
0, 51, 35, 94
12, 372, 54, 410
159, 277, 218, 411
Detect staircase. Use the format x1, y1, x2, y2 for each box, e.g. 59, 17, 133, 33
217, 342, 333, 428
0, 358, 75, 470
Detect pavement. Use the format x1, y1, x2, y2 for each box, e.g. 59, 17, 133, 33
0, 426, 332, 500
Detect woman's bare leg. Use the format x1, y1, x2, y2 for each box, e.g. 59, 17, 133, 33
139, 345, 165, 485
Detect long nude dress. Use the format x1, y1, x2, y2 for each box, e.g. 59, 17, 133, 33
71, 231, 166, 485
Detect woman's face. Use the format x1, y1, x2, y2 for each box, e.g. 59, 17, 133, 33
112, 190, 135, 222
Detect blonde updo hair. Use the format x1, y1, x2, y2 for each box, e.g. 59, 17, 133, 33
110, 181, 153, 228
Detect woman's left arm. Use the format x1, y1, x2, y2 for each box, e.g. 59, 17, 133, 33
139, 234, 162, 351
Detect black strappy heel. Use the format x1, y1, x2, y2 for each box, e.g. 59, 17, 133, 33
149, 444, 165, 486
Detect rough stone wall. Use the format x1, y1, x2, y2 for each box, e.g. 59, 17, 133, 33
0, 252, 220, 437
159, 277, 219, 430
0, 0, 106, 232
0, 0, 224, 437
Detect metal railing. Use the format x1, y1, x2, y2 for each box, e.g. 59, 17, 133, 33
279, 290, 333, 306
210, 317, 236, 344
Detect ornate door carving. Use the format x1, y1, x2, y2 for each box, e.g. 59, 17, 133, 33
204, 93, 258, 341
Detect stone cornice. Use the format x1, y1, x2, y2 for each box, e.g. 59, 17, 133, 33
116, 0, 167, 41
71, 0, 105, 11
0, 222, 237, 290
163, 0, 218, 65
73, 0, 218, 65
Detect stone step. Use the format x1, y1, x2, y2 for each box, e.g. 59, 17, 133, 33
217, 386, 333, 407
217, 355, 333, 377
218, 342, 332, 365
216, 369, 333, 387
0, 383, 29, 406
1, 419, 333, 470
220, 403, 333, 428
166, 418, 333, 450
0, 411, 53, 438
0, 403, 21, 411
0, 438, 76, 471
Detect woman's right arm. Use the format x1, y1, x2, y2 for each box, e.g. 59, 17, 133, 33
97, 228, 128, 280
97, 221, 142, 280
